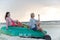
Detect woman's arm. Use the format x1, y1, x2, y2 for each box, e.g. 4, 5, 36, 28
38, 14, 40, 21
6, 17, 12, 29
6, 18, 9, 29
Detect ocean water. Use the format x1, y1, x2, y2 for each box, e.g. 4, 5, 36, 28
0, 21, 60, 40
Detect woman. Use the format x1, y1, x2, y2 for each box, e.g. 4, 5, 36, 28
29, 13, 43, 31
5, 12, 23, 29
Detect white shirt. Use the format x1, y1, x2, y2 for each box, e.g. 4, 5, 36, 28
29, 18, 37, 29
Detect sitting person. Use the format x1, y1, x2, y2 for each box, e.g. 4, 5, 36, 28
29, 13, 43, 31
5, 12, 23, 29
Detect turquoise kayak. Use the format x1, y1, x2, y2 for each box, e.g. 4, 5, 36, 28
0, 26, 47, 38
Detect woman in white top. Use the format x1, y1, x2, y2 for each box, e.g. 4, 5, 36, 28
29, 13, 43, 31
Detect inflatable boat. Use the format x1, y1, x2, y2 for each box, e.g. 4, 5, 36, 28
0, 26, 51, 40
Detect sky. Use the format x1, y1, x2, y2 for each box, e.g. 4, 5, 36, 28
0, 0, 60, 22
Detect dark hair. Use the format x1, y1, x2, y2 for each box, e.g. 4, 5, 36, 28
5, 12, 10, 20
31, 13, 34, 18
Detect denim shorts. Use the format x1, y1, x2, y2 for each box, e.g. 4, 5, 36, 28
31, 24, 37, 30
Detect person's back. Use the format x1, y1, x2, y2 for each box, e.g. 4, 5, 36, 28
6, 17, 12, 26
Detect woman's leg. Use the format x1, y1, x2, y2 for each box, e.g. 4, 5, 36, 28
37, 27, 43, 31
36, 21, 43, 31
17, 22, 24, 27
15, 21, 24, 27
23, 24, 29, 28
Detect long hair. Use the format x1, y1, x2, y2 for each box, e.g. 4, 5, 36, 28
5, 12, 10, 20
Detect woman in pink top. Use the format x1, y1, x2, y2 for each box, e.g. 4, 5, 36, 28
5, 12, 23, 29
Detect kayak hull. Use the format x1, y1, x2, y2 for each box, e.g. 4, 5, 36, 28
0, 26, 47, 38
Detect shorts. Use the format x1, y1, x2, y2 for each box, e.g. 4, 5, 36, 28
31, 24, 37, 30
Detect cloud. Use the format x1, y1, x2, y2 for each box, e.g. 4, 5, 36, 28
0, 0, 60, 22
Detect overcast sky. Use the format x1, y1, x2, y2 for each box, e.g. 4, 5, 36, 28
0, 0, 60, 22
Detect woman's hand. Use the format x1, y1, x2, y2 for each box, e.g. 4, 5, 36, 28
38, 14, 40, 21
6, 26, 8, 30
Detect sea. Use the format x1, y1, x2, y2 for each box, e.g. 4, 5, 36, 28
0, 21, 60, 40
